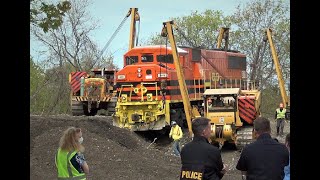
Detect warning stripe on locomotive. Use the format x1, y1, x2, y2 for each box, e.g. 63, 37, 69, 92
72, 96, 112, 102
238, 98, 257, 124
70, 72, 87, 93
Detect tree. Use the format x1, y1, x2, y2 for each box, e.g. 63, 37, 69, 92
31, 0, 105, 72
31, 0, 117, 115
30, 0, 71, 33
145, 0, 290, 116
30, 57, 52, 114
146, 10, 227, 48
228, 0, 290, 114
228, 0, 290, 88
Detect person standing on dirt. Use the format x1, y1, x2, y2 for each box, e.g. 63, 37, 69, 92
283, 133, 290, 180
180, 117, 226, 180
55, 127, 89, 179
236, 117, 289, 180
169, 121, 183, 157
275, 102, 287, 136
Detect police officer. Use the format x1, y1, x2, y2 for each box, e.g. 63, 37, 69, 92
275, 102, 286, 136
236, 117, 289, 180
180, 117, 226, 180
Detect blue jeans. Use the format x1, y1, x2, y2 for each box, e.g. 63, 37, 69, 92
172, 140, 181, 156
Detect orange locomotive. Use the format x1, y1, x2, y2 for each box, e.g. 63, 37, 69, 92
112, 45, 248, 131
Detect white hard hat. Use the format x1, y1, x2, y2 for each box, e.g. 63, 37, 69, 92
171, 121, 177, 125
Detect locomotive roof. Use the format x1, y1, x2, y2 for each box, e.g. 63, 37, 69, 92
131, 45, 188, 54
203, 88, 240, 95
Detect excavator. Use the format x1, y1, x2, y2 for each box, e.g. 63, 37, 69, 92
264, 28, 290, 120
162, 21, 261, 150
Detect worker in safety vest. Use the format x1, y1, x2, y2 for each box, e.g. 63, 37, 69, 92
275, 103, 286, 136
169, 121, 183, 157
55, 127, 89, 180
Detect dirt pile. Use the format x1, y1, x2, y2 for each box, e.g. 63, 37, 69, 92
30, 115, 289, 180
30, 115, 181, 180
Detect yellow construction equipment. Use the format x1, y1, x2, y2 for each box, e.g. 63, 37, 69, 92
127, 8, 140, 50
161, 21, 201, 136
264, 28, 290, 119
217, 27, 229, 50
163, 22, 261, 149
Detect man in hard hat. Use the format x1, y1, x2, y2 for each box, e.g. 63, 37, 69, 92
275, 102, 286, 137
169, 121, 183, 157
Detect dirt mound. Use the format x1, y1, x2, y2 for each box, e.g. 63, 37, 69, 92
30, 114, 289, 180
30, 115, 180, 180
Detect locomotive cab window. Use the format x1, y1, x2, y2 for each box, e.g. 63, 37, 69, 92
141, 54, 154, 62
157, 54, 173, 63
228, 56, 246, 70
126, 56, 138, 65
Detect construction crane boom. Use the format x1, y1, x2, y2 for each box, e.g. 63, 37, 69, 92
264, 28, 289, 108
217, 27, 229, 50
128, 8, 140, 50
161, 21, 195, 136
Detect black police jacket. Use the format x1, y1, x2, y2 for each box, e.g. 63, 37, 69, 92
236, 133, 289, 180
180, 136, 224, 180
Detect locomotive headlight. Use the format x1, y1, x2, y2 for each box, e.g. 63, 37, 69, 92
137, 68, 141, 73
147, 93, 152, 101
118, 75, 125, 80
137, 73, 142, 78
121, 94, 127, 102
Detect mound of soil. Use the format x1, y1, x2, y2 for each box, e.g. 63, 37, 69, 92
30, 114, 290, 180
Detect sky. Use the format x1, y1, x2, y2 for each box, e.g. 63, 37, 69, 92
30, 0, 252, 68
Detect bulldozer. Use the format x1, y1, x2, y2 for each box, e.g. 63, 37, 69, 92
203, 86, 261, 150
69, 68, 117, 116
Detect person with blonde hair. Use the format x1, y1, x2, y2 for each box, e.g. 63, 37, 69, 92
55, 127, 89, 180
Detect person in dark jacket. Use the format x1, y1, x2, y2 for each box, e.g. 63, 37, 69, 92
180, 117, 226, 180
283, 133, 290, 180
236, 117, 289, 180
